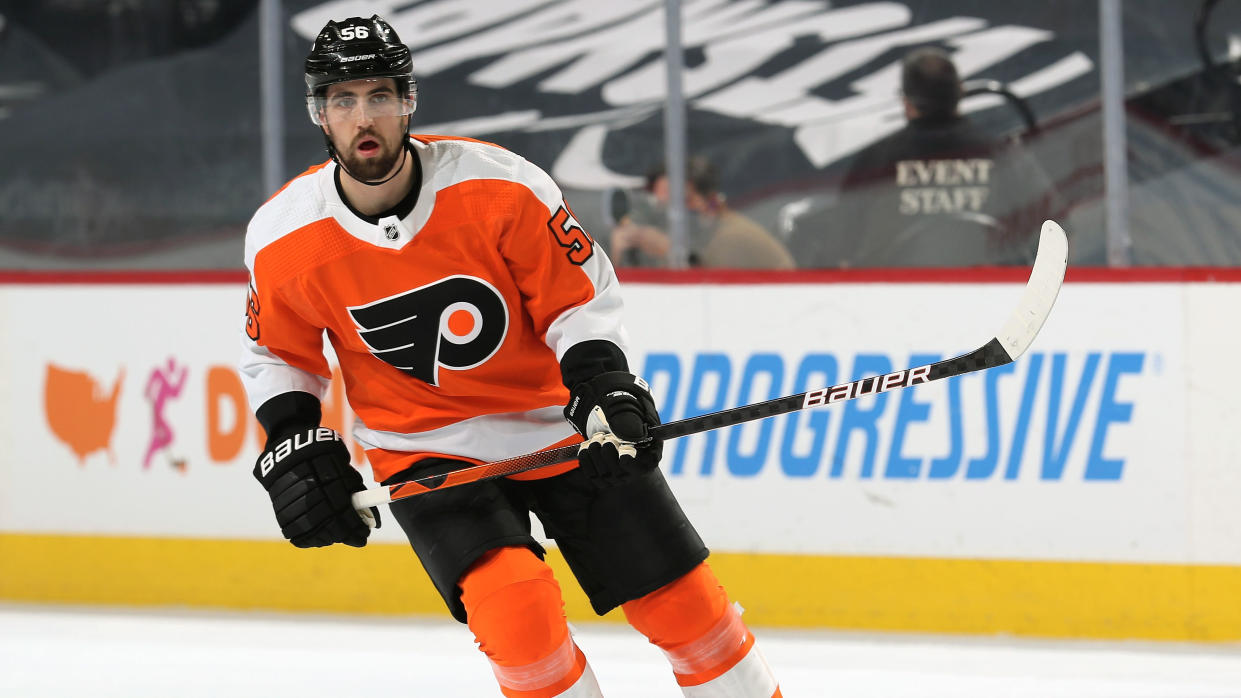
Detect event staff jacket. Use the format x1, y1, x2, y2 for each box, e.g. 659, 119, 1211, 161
240, 135, 627, 482
796, 114, 1056, 268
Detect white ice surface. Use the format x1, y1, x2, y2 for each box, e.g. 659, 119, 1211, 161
2, 604, 1240, 697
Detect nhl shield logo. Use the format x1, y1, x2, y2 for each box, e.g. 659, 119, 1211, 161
383, 223, 399, 240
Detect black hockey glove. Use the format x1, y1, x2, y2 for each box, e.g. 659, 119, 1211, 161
564, 371, 663, 483
253, 427, 379, 548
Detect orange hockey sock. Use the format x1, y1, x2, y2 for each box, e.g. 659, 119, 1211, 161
622, 563, 780, 697
459, 547, 601, 698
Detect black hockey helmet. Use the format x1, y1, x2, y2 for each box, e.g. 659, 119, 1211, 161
304, 15, 417, 125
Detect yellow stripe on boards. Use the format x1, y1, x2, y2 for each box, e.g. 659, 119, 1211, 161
706, 553, 1241, 642
2, 534, 1238, 641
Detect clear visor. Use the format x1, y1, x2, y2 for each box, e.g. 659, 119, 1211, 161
307, 79, 417, 126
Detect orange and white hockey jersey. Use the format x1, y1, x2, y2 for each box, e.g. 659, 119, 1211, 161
240, 134, 628, 483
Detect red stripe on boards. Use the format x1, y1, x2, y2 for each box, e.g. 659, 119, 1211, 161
1, 267, 1241, 285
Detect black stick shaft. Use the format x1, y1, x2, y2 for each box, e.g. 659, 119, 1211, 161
652, 338, 1010, 441
371, 339, 1013, 505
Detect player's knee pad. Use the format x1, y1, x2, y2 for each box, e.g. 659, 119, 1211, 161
461, 547, 568, 666
623, 563, 780, 696
460, 547, 600, 697
621, 562, 729, 648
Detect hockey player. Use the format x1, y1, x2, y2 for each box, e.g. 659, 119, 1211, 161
241, 15, 781, 698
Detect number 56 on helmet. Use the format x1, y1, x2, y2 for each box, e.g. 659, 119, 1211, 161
303, 15, 417, 127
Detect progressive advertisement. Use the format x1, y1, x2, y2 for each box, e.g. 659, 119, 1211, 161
2, 279, 1236, 564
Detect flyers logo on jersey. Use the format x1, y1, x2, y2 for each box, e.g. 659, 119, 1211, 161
348, 276, 509, 386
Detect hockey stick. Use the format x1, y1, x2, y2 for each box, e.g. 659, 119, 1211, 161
352, 220, 1068, 511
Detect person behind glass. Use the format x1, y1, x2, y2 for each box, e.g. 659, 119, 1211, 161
818, 46, 1055, 267
241, 15, 781, 698
610, 156, 795, 269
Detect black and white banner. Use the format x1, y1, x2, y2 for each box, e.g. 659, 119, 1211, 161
2, 0, 1238, 265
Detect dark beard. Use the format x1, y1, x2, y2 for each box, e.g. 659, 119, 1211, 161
338, 138, 405, 182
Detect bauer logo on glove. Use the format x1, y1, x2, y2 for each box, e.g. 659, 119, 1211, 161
257, 426, 343, 477
253, 426, 379, 548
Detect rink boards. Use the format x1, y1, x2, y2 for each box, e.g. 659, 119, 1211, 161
2, 272, 1239, 640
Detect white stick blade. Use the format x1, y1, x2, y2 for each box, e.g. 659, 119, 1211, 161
996, 220, 1068, 360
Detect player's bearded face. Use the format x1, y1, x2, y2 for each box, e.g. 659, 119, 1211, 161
320, 79, 408, 182
329, 121, 405, 182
